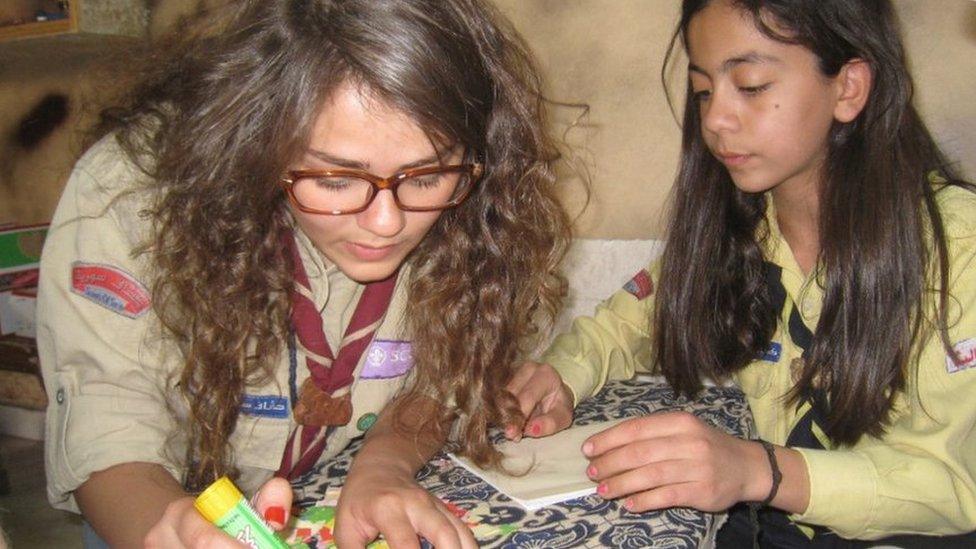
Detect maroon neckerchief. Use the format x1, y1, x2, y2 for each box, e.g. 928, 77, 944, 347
275, 229, 397, 479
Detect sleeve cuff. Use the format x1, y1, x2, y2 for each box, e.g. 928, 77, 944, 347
543, 353, 595, 407
46, 389, 181, 513
791, 448, 879, 538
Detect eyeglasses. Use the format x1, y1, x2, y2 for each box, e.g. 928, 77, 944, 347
280, 163, 484, 215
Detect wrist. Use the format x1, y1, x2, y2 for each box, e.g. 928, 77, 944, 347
745, 439, 782, 507
741, 439, 771, 502
350, 448, 414, 477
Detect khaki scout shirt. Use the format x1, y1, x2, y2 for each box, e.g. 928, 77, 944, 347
38, 135, 415, 513
543, 185, 976, 538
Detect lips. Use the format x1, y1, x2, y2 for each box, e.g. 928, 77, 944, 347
716, 151, 753, 168
347, 242, 398, 261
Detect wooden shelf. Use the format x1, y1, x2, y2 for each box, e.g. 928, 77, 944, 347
0, 1, 78, 42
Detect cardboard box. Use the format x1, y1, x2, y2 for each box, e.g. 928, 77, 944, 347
0, 223, 47, 292
0, 404, 44, 440
0, 287, 37, 338
0, 334, 45, 411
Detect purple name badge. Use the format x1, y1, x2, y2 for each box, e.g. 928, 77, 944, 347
361, 340, 413, 379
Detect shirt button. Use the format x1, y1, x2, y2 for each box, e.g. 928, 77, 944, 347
356, 412, 377, 432
801, 297, 817, 318
56, 388, 65, 404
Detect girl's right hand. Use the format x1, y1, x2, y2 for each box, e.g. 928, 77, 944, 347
143, 477, 293, 548
504, 361, 574, 441
143, 495, 243, 548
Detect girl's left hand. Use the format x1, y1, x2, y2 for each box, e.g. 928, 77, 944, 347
583, 411, 769, 512
334, 465, 478, 549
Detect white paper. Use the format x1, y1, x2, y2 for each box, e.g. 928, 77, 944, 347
449, 419, 626, 511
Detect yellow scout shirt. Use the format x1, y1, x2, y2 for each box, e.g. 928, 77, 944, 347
37, 135, 415, 513
543, 185, 976, 539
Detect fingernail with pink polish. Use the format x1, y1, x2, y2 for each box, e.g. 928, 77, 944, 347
529, 423, 541, 436
582, 441, 593, 456
586, 465, 597, 478
597, 483, 608, 496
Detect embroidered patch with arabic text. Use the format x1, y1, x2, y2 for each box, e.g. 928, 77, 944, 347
946, 338, 976, 374
623, 269, 654, 300
240, 395, 289, 419
70, 262, 151, 318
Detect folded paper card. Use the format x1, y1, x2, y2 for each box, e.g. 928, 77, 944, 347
450, 418, 627, 511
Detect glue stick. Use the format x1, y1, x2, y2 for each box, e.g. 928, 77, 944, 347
194, 476, 290, 549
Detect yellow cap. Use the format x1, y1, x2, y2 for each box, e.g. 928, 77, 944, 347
194, 476, 243, 523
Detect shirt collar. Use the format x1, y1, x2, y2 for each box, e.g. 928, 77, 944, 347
762, 194, 824, 326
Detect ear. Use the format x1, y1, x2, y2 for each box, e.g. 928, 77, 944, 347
833, 58, 872, 123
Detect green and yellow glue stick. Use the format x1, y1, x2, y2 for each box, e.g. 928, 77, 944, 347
194, 476, 290, 549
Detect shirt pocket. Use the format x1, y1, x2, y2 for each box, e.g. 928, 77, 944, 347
348, 373, 411, 436
232, 413, 291, 471
735, 359, 774, 399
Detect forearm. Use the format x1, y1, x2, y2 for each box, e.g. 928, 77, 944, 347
350, 396, 448, 477
544, 291, 656, 404
794, 446, 976, 537
75, 462, 188, 548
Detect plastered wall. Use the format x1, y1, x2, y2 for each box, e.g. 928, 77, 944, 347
2, 0, 974, 234
80, 0, 149, 36
496, 0, 976, 239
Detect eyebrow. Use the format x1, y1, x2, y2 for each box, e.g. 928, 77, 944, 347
305, 149, 454, 172
688, 51, 783, 76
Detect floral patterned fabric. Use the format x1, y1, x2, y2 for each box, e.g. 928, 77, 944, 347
285, 378, 753, 548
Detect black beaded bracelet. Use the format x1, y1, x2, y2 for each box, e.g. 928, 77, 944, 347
756, 439, 782, 507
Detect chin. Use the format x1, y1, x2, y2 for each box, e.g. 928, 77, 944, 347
339, 262, 399, 284
728, 175, 775, 195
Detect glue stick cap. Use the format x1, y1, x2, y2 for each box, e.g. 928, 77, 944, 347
194, 476, 242, 523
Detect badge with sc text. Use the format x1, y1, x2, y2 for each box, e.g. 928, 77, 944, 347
623, 269, 654, 300
360, 340, 413, 379
946, 338, 976, 374
70, 262, 151, 318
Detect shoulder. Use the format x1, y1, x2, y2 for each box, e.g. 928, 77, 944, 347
58, 133, 156, 231
934, 183, 976, 241
72, 133, 150, 198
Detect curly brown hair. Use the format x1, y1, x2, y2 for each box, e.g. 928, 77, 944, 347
100, 0, 570, 487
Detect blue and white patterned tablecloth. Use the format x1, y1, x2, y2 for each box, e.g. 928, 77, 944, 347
290, 377, 754, 548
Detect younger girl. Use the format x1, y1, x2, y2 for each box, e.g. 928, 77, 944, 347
37, 0, 568, 546
507, 0, 976, 545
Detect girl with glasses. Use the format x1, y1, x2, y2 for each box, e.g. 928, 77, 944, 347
36, 0, 569, 546
506, 0, 976, 545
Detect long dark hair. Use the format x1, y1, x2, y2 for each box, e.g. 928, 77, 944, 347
657, 0, 969, 445
101, 0, 569, 486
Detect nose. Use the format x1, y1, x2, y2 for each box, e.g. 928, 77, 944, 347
701, 88, 740, 136
357, 189, 406, 238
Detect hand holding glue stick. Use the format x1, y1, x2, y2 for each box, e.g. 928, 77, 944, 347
195, 477, 290, 549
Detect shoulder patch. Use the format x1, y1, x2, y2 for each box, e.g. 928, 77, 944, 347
947, 338, 976, 374
70, 262, 151, 318
623, 269, 654, 300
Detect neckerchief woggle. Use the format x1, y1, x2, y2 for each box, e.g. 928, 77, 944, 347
275, 229, 397, 479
